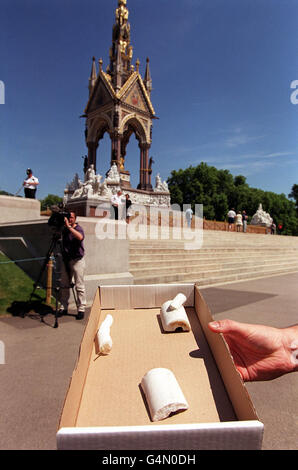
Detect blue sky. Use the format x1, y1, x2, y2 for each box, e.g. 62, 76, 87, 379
0, 0, 297, 200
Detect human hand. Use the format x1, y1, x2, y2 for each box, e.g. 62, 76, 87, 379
208, 319, 298, 382
64, 217, 71, 229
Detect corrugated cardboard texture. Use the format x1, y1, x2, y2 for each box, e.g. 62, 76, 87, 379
99, 283, 194, 310
57, 421, 264, 450
58, 284, 262, 450
74, 305, 236, 427
59, 289, 102, 428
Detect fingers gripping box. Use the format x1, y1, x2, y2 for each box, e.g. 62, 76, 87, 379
57, 283, 263, 450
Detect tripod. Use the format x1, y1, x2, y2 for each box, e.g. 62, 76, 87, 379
28, 230, 78, 328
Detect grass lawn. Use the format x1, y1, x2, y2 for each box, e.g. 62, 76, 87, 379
0, 252, 50, 315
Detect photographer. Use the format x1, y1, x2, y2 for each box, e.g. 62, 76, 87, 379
59, 211, 86, 320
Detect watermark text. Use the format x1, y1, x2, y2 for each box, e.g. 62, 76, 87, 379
0, 80, 4, 104
290, 80, 298, 105
0, 341, 5, 364
94, 203, 203, 250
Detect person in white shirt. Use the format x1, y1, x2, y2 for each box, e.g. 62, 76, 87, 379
227, 208, 236, 231
23, 168, 39, 199
235, 211, 243, 232
185, 207, 193, 228
111, 190, 124, 220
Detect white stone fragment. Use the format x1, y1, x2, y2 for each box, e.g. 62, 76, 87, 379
160, 300, 191, 332
141, 368, 189, 422
169, 293, 187, 311
96, 314, 113, 354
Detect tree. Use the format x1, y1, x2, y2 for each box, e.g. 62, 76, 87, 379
167, 163, 298, 235
40, 194, 63, 211
234, 175, 247, 187
0, 190, 14, 196
289, 184, 298, 214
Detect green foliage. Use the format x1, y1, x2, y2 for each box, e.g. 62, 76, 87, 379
40, 194, 63, 211
167, 162, 298, 236
0, 253, 36, 314
0, 190, 14, 196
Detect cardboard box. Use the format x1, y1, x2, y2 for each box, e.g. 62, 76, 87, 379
57, 284, 263, 450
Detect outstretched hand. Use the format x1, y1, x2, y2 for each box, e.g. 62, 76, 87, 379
208, 319, 298, 382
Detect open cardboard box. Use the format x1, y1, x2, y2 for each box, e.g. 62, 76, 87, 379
57, 283, 263, 450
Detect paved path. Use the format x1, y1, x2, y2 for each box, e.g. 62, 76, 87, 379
0, 273, 297, 450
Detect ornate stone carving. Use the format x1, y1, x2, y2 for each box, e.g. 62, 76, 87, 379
251, 203, 273, 227
106, 162, 120, 183
154, 173, 169, 193
64, 163, 170, 208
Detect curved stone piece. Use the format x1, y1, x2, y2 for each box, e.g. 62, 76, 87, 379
169, 293, 187, 311
96, 314, 113, 354
160, 299, 191, 332
141, 368, 189, 422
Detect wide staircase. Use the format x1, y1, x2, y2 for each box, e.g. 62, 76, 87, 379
129, 229, 298, 287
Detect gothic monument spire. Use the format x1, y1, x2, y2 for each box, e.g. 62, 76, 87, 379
83, 0, 159, 192
109, 0, 133, 91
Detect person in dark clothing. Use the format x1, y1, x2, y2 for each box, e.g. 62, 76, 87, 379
23, 168, 39, 199
125, 193, 132, 223
59, 211, 86, 320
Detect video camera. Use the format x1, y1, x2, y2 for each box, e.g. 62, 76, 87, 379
48, 204, 71, 231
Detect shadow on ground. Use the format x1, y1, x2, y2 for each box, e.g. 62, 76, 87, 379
201, 287, 277, 314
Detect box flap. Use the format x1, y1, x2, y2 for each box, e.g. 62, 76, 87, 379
58, 289, 102, 429
100, 284, 194, 309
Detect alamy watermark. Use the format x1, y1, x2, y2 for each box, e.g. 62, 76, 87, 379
290, 80, 298, 105
0, 341, 5, 364
0, 80, 4, 104
94, 203, 204, 250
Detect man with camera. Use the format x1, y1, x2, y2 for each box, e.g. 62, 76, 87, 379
59, 211, 86, 320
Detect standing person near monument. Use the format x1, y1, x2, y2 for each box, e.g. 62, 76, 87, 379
23, 168, 39, 199
185, 207, 193, 228
227, 208, 236, 231
242, 210, 248, 233
235, 211, 243, 232
111, 190, 124, 220
59, 211, 86, 320
125, 193, 132, 224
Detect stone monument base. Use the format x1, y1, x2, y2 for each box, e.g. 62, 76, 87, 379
0, 195, 41, 223
66, 187, 171, 217
64, 163, 171, 217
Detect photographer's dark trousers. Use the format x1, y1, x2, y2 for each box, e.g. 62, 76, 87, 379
59, 257, 86, 312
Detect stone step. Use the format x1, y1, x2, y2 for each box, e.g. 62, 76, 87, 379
130, 242, 298, 251
129, 231, 298, 287
130, 255, 298, 271
185, 266, 298, 287
129, 237, 298, 248
129, 229, 298, 241
132, 264, 298, 286
130, 250, 298, 262
130, 234, 298, 246
130, 248, 298, 259
131, 259, 298, 279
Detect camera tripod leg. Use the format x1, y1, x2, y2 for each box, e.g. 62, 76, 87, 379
53, 288, 59, 329
29, 236, 57, 304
